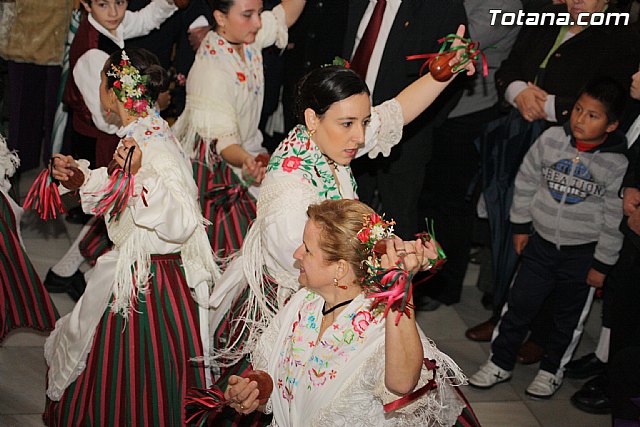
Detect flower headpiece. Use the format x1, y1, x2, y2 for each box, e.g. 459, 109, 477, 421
107, 50, 152, 117
358, 214, 447, 325
322, 56, 351, 69
356, 212, 395, 269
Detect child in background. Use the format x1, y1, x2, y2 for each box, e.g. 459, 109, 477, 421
44, 0, 178, 298
469, 77, 628, 399
44, 48, 218, 426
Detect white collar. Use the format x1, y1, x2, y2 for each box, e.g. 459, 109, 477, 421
88, 14, 125, 48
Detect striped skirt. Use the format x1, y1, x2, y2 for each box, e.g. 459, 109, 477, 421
209, 277, 279, 426
78, 217, 112, 266
192, 141, 257, 259
0, 192, 58, 342
43, 253, 206, 427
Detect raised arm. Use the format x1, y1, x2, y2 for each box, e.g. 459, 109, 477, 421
394, 24, 474, 125
279, 0, 306, 28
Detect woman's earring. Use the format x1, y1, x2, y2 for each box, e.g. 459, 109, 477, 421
106, 108, 111, 118
308, 128, 317, 138
333, 278, 348, 290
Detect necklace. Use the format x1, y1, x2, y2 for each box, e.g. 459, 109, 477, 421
323, 153, 338, 168
322, 299, 353, 316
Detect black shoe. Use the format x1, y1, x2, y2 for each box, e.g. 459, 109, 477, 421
66, 270, 87, 302
565, 353, 607, 379
44, 269, 74, 293
66, 206, 92, 225
414, 297, 442, 312
570, 374, 611, 414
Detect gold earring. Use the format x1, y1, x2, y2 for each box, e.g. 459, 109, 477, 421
308, 128, 317, 138
333, 278, 348, 290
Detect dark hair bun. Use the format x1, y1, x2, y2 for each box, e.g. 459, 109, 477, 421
293, 65, 370, 125
143, 64, 170, 101
103, 47, 169, 104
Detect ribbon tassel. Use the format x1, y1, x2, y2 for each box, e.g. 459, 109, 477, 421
185, 387, 226, 426
23, 163, 66, 220
91, 146, 136, 222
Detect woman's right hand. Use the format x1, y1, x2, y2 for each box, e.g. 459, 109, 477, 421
514, 83, 548, 122
224, 375, 261, 415
51, 155, 79, 182
242, 155, 267, 186
513, 233, 529, 255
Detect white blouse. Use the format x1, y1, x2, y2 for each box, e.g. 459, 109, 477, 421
252, 289, 467, 426
172, 5, 288, 186
45, 112, 219, 400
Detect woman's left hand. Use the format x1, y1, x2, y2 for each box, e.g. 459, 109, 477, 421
449, 24, 476, 77
242, 155, 266, 187
379, 237, 425, 275
224, 375, 261, 415
113, 137, 142, 174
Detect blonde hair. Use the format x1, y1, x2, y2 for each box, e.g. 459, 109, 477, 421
306, 199, 374, 282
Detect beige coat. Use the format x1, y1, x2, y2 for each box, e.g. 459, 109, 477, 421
0, 0, 72, 65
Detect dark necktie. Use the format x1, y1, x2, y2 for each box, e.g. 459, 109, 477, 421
350, 0, 387, 80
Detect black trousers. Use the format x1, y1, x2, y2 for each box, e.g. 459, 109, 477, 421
417, 106, 498, 305
491, 233, 595, 374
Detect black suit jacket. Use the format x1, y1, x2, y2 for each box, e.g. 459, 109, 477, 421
344, 0, 466, 109
496, 4, 640, 123
343, 0, 466, 169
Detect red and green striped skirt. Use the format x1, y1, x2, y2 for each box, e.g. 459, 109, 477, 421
78, 217, 112, 266
192, 141, 256, 259
43, 253, 206, 427
0, 191, 58, 342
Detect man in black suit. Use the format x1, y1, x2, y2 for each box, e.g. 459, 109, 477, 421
343, 0, 467, 241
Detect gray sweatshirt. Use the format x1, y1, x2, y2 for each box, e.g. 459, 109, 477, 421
510, 123, 627, 273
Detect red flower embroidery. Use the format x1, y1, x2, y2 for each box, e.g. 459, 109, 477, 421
352, 311, 373, 334
218, 39, 224, 46
329, 370, 337, 380
236, 72, 246, 82
145, 130, 152, 136
209, 49, 216, 55
282, 156, 302, 173
228, 47, 233, 53
308, 341, 315, 347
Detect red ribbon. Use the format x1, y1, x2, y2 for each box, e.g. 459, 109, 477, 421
383, 358, 439, 413
406, 34, 490, 78
23, 167, 66, 220
91, 168, 135, 222
185, 386, 227, 425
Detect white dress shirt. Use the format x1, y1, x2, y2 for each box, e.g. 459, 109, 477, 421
351, 0, 402, 93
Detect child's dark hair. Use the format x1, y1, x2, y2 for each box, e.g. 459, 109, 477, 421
293, 66, 370, 124
103, 48, 169, 102
208, 0, 235, 29
579, 77, 626, 124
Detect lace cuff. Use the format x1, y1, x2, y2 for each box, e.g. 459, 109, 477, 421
367, 98, 404, 159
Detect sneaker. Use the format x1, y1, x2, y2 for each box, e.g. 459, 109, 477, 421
525, 370, 563, 399
469, 361, 512, 389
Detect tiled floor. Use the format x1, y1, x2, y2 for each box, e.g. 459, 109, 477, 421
1, 170, 609, 426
